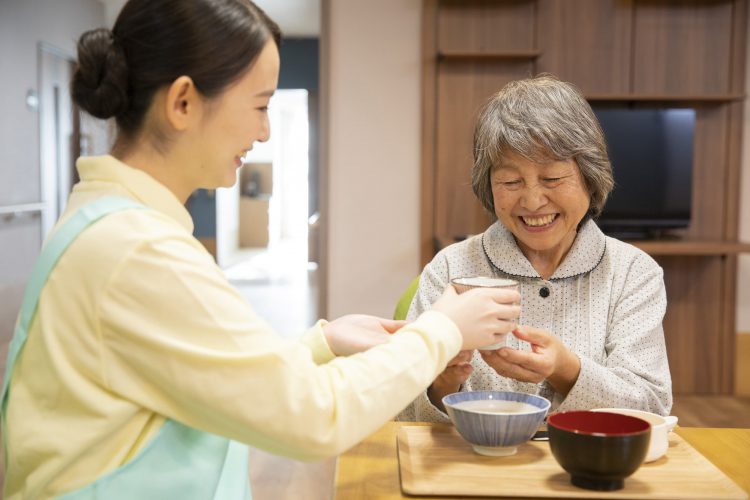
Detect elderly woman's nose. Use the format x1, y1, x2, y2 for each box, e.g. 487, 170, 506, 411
519, 183, 548, 210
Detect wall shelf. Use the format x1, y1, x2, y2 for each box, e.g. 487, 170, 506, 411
437, 50, 541, 61
438, 236, 750, 257
585, 94, 745, 102
629, 241, 750, 256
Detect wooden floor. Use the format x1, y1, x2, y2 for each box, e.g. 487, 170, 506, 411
671, 394, 750, 427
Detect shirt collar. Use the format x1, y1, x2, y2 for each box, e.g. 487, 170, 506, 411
482, 218, 606, 280
74, 155, 194, 232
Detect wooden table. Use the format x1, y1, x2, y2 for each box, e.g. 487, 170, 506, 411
334, 422, 750, 499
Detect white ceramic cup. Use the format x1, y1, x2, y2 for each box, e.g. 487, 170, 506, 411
450, 277, 520, 350
591, 408, 678, 462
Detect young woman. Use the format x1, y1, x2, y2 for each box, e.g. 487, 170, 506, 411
1, 1, 520, 498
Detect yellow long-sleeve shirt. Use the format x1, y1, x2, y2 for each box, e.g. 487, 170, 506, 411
4, 155, 461, 499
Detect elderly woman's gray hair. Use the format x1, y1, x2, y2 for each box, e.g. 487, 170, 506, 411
471, 75, 614, 219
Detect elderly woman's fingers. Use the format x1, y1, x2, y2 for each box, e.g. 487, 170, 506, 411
481, 347, 552, 381
512, 324, 553, 346
447, 350, 474, 366
481, 350, 545, 383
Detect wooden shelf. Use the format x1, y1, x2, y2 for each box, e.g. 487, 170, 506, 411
628, 241, 750, 256
437, 50, 541, 61
438, 235, 750, 257
585, 94, 745, 102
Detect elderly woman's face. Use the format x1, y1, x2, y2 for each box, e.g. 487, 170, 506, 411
491, 151, 590, 260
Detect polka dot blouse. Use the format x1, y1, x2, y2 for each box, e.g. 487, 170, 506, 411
397, 219, 673, 423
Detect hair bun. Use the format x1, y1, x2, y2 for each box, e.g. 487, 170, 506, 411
71, 28, 128, 119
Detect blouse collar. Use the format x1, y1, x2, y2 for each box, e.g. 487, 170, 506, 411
75, 155, 194, 232
481, 218, 606, 280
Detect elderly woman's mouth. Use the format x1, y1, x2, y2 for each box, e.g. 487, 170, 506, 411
520, 214, 558, 227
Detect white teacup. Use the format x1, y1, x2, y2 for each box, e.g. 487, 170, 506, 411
450, 277, 520, 350
592, 408, 678, 462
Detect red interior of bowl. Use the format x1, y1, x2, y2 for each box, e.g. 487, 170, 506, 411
548, 411, 650, 436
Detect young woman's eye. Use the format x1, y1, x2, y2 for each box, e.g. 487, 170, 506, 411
258, 106, 269, 112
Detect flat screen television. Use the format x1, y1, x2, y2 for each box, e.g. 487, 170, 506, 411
592, 107, 695, 239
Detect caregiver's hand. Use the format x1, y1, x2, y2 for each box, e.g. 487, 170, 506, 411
480, 325, 581, 396
427, 350, 473, 412
323, 314, 406, 356
431, 285, 520, 350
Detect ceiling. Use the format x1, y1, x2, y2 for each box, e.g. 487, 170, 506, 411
98, 0, 320, 37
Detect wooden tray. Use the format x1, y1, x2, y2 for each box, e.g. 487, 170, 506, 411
397, 425, 747, 499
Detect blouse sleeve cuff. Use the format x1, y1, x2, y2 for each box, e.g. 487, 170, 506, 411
555, 355, 600, 412
413, 389, 453, 423
299, 320, 336, 365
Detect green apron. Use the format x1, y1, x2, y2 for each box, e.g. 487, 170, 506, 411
1, 197, 251, 499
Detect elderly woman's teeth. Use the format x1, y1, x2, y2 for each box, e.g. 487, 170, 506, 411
522, 214, 556, 227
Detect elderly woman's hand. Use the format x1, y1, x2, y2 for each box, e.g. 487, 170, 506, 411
479, 325, 581, 397
427, 350, 474, 412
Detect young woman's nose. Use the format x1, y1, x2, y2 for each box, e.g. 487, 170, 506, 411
257, 115, 271, 143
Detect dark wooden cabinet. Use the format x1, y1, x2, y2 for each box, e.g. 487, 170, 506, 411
631, 1, 735, 97
421, 0, 748, 394
537, 0, 632, 96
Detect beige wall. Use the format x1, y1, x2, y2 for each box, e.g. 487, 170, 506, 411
738, 4, 750, 335
324, 0, 422, 318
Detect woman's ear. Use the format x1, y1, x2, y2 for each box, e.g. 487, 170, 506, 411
164, 76, 199, 131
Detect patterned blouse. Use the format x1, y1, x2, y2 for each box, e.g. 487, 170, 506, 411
397, 219, 673, 422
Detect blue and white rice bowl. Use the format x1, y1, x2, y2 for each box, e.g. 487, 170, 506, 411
443, 391, 551, 456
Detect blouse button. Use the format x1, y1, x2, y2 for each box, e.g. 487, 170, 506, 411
539, 287, 550, 298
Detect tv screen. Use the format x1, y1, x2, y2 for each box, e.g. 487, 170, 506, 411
592, 107, 695, 238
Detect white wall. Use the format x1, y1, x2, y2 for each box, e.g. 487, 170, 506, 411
0, 0, 106, 342
0, 0, 104, 205
737, 2, 750, 334
325, 0, 421, 318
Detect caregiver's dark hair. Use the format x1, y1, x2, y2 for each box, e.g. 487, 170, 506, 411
471, 74, 614, 219
72, 0, 281, 147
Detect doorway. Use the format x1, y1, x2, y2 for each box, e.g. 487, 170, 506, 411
217, 89, 318, 336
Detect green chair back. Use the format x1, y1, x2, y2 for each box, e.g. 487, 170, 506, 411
393, 276, 420, 320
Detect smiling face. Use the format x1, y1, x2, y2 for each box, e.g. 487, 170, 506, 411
193, 39, 280, 188
491, 151, 591, 267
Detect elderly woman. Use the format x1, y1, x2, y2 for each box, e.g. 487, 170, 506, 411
398, 75, 672, 422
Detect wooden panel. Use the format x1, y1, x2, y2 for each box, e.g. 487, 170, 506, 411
736, 334, 750, 396
437, 0, 536, 54
685, 105, 729, 240
632, 0, 734, 96
536, 0, 632, 95
434, 61, 533, 243
728, 0, 749, 95
657, 256, 727, 393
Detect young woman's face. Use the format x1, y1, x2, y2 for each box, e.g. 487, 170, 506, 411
490, 151, 590, 261
196, 39, 280, 188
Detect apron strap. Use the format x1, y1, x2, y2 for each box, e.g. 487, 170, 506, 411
1, 197, 146, 406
